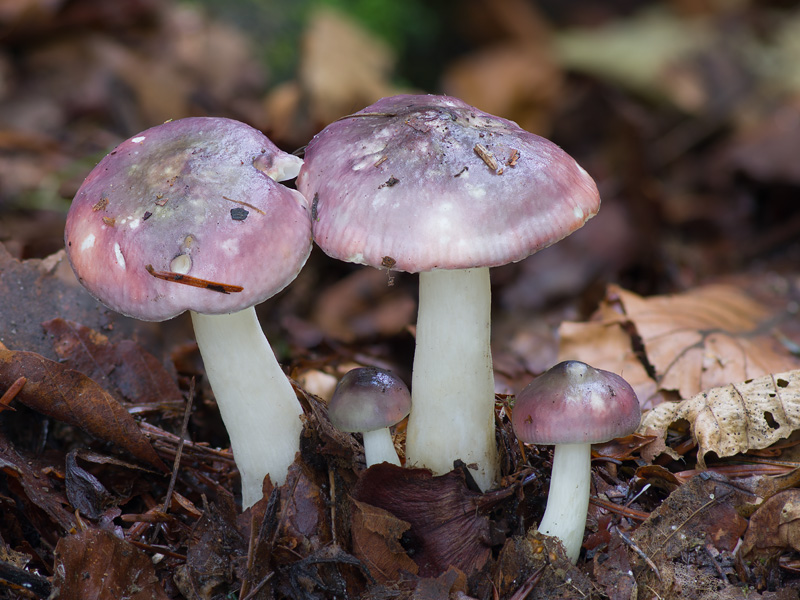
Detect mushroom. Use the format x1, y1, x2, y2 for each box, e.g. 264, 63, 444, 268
328, 366, 411, 467
297, 94, 601, 491
511, 361, 640, 563
64, 117, 310, 509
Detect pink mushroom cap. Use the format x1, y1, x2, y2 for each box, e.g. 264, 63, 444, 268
512, 361, 641, 445
64, 117, 311, 321
297, 94, 601, 273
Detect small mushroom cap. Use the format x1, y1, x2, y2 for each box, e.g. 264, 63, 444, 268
297, 94, 600, 273
328, 367, 412, 432
512, 361, 641, 445
64, 117, 311, 321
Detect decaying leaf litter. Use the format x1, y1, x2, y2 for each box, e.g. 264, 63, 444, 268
4, 0, 800, 598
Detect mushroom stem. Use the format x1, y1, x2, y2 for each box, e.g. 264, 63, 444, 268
190, 308, 303, 509
407, 267, 498, 491
362, 428, 401, 467
538, 442, 591, 563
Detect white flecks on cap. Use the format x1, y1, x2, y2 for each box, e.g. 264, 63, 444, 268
128, 219, 140, 230
170, 253, 192, 274
465, 183, 487, 199
221, 237, 239, 255
113, 243, 126, 269
132, 136, 146, 143
81, 234, 96, 251
573, 205, 584, 220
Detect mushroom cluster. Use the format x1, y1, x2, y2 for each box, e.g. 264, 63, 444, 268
512, 361, 641, 563
65, 94, 606, 519
297, 94, 601, 491
65, 117, 310, 509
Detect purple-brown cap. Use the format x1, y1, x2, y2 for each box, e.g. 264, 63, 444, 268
64, 117, 311, 321
297, 94, 600, 272
512, 361, 641, 445
328, 367, 412, 432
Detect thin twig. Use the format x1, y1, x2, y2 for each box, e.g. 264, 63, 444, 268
614, 526, 661, 581
149, 379, 195, 544
241, 572, 274, 600
329, 466, 337, 546
649, 496, 720, 560
590, 496, 650, 521
508, 565, 546, 600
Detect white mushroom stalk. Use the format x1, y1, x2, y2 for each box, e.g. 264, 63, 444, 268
537, 443, 591, 563
407, 267, 497, 491
191, 309, 302, 509
362, 429, 401, 467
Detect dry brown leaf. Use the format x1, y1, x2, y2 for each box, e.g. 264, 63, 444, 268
740, 489, 800, 558
43, 318, 183, 405
264, 6, 402, 148
52, 527, 170, 600
0, 346, 168, 472
350, 498, 418, 583
611, 283, 800, 399
352, 464, 492, 578
640, 369, 800, 467
558, 283, 800, 409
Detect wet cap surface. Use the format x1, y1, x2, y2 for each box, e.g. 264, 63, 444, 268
298, 94, 601, 273
65, 117, 311, 321
512, 361, 641, 445
328, 367, 412, 432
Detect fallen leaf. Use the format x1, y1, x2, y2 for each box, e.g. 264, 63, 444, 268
0, 246, 147, 360
0, 346, 168, 472
350, 499, 418, 583
559, 282, 800, 409
64, 449, 115, 520
272, 460, 332, 562
741, 489, 800, 558
611, 283, 800, 400
408, 566, 468, 599
493, 530, 594, 600
352, 464, 492, 577
0, 431, 77, 535
177, 496, 246, 600
553, 7, 710, 111
627, 472, 753, 599
52, 527, 170, 600
43, 318, 183, 405
640, 369, 800, 467
311, 268, 416, 342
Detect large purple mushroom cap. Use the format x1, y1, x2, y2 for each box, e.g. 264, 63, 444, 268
297, 94, 600, 272
65, 117, 311, 322
512, 361, 641, 445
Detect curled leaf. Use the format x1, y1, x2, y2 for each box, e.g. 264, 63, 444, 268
640, 370, 800, 466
